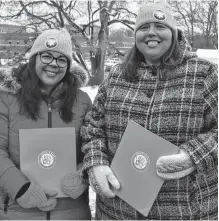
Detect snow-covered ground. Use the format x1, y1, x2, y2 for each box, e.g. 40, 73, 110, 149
81, 86, 99, 103
196, 49, 218, 64
89, 187, 96, 218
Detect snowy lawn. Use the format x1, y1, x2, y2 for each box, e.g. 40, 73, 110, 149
81, 86, 99, 103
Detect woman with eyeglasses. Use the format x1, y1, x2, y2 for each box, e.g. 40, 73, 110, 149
0, 28, 92, 220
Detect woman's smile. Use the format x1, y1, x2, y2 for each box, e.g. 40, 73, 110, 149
145, 40, 161, 48
35, 51, 68, 92
44, 70, 58, 77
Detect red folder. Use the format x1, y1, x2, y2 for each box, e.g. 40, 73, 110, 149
111, 120, 178, 216
19, 127, 76, 197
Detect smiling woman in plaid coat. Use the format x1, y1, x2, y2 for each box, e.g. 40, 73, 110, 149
81, 1, 218, 220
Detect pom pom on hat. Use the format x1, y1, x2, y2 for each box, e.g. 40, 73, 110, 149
134, 0, 176, 35
29, 28, 73, 68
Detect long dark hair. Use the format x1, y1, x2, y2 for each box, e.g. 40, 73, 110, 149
15, 55, 79, 123
121, 29, 179, 81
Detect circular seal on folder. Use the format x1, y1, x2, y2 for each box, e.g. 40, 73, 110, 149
38, 150, 56, 169
131, 151, 150, 172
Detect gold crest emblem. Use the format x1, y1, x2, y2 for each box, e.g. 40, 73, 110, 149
38, 150, 56, 169
131, 151, 150, 172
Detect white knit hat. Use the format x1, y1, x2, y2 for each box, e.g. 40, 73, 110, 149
134, 0, 176, 35
29, 28, 73, 68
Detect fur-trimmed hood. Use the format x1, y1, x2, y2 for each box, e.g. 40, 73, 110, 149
0, 62, 89, 94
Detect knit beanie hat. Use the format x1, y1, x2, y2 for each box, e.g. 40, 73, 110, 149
29, 28, 73, 68
134, 0, 176, 35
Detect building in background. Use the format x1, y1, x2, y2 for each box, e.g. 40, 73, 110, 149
0, 24, 37, 65
2, 23, 216, 68
0, 23, 134, 66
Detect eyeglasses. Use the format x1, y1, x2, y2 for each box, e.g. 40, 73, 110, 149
38, 52, 68, 68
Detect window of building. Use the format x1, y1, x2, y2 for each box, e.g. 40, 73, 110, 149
17, 41, 19, 45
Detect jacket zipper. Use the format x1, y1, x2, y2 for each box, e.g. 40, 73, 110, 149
47, 102, 52, 220
48, 103, 52, 128
4, 195, 10, 214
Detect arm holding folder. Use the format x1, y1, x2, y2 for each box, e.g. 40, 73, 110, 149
0, 93, 57, 212
82, 80, 195, 198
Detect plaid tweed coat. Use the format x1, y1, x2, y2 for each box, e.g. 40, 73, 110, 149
81, 30, 218, 220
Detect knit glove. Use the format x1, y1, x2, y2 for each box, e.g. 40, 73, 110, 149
61, 163, 89, 199
88, 165, 120, 198
156, 149, 196, 180
16, 181, 57, 211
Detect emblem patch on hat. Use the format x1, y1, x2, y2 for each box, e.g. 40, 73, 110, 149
38, 150, 56, 169
153, 10, 166, 21
131, 151, 150, 172
45, 38, 58, 48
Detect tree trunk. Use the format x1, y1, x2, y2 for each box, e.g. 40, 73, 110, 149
89, 3, 109, 86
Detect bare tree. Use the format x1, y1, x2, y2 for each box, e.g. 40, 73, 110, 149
196, 1, 218, 49
170, 0, 200, 48
170, 0, 218, 49
0, 0, 136, 85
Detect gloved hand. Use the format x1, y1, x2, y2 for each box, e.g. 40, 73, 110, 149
88, 165, 120, 198
16, 181, 57, 211
156, 149, 196, 180
61, 163, 89, 199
